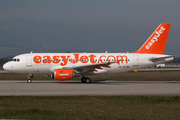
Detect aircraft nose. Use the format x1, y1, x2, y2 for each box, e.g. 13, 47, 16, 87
3, 63, 11, 71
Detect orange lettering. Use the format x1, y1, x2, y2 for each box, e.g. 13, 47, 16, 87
60, 56, 70, 66
107, 55, 115, 62
89, 54, 96, 63
43, 56, 51, 63
116, 55, 128, 65
33, 56, 42, 64
99, 55, 106, 63
80, 55, 88, 63
53, 56, 60, 63
70, 54, 79, 64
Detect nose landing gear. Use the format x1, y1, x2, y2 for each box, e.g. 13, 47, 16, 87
27, 74, 33, 83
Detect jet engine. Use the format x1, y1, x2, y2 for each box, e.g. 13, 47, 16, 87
51, 69, 74, 81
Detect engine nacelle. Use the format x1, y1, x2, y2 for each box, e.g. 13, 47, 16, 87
51, 69, 74, 81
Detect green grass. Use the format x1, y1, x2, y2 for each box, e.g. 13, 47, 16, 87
0, 96, 180, 119
1, 71, 180, 119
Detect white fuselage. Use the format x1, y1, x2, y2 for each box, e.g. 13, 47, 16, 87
3, 53, 173, 75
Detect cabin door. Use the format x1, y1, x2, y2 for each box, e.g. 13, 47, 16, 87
26, 55, 32, 67
133, 55, 139, 66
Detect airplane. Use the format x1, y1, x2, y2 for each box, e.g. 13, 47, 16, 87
3, 23, 174, 83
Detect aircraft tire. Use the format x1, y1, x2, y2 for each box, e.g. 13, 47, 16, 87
27, 79, 32, 83
81, 77, 86, 83
86, 78, 91, 84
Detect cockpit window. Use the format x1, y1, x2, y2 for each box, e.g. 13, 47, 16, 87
11, 59, 16, 61
11, 58, 20, 62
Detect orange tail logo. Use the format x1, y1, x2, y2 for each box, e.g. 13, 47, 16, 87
134, 23, 171, 54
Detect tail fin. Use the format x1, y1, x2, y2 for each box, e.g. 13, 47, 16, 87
134, 23, 171, 54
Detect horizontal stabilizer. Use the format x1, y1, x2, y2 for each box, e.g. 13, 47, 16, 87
149, 56, 174, 63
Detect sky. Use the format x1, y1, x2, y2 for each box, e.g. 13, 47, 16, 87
0, 0, 180, 58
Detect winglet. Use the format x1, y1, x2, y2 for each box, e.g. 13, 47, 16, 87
133, 23, 171, 54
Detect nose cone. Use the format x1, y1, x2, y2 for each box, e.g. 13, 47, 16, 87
3, 63, 10, 71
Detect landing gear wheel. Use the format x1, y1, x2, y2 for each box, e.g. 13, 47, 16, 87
86, 78, 91, 84
27, 74, 33, 83
27, 79, 32, 83
81, 77, 86, 83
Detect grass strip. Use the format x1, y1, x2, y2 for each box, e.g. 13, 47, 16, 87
0, 96, 180, 119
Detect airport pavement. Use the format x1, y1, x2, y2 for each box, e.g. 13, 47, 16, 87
0, 80, 180, 96
138, 68, 180, 71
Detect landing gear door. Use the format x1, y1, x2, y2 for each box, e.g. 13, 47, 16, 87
26, 55, 32, 67
133, 55, 139, 66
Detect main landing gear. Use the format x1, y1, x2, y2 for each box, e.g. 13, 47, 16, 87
81, 77, 91, 83
27, 74, 33, 83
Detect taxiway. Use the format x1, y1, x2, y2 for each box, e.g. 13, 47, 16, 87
0, 80, 180, 96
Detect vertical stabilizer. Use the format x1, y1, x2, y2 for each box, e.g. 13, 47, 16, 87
134, 23, 171, 54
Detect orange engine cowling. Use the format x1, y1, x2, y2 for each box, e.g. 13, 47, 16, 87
52, 69, 74, 81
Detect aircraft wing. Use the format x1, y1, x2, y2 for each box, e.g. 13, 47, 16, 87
69, 62, 113, 73
49, 61, 117, 73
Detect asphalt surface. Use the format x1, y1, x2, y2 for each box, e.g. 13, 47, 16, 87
0, 80, 180, 96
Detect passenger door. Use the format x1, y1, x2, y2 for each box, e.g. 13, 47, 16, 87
26, 55, 32, 67
133, 55, 139, 66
